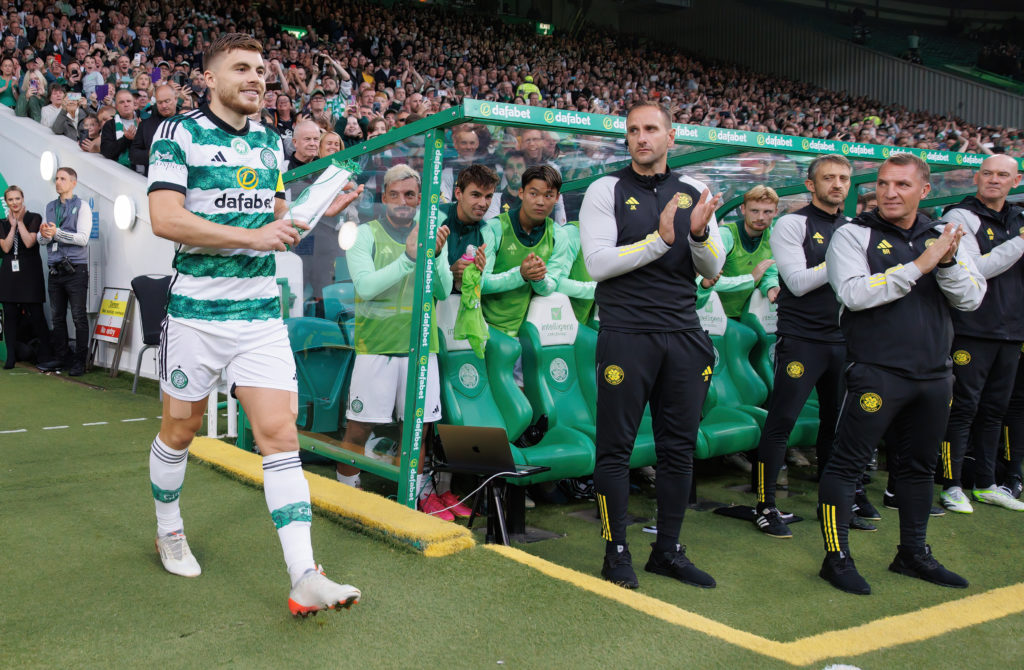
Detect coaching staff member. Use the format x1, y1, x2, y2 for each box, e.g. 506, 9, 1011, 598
580, 101, 724, 590
818, 153, 985, 595
753, 154, 852, 538
937, 154, 1024, 513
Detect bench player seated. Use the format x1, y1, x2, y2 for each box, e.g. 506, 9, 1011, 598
480, 164, 574, 339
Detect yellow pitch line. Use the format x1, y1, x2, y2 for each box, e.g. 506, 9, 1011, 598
484, 544, 792, 662
486, 544, 1024, 666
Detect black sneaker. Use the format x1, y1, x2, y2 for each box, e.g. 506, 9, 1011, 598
888, 545, 968, 589
601, 544, 639, 589
644, 543, 716, 588
849, 515, 877, 532
753, 506, 792, 538
819, 551, 871, 595
68, 362, 86, 377
883, 490, 945, 516
853, 489, 881, 520
36, 360, 62, 372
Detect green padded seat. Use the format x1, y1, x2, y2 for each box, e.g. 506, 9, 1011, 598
285, 317, 354, 434
321, 282, 355, 345
739, 293, 820, 448
570, 314, 657, 468
435, 295, 594, 485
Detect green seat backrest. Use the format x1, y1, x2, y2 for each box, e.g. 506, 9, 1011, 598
435, 295, 532, 439
334, 256, 351, 283
740, 312, 777, 391
519, 294, 594, 433
285, 317, 354, 433
706, 318, 768, 413
322, 282, 356, 345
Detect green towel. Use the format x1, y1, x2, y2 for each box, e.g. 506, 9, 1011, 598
454, 264, 489, 358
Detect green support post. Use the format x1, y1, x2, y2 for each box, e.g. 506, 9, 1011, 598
396, 129, 445, 507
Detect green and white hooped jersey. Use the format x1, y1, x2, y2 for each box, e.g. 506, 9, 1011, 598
147, 105, 286, 322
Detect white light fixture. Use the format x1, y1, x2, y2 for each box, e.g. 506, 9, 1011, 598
113, 194, 137, 231
338, 220, 358, 250
39, 150, 59, 181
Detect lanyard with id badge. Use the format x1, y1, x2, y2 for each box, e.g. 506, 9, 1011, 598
51, 201, 63, 255
9, 219, 21, 273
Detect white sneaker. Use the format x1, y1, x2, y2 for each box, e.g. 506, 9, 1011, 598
972, 487, 1024, 511
155, 531, 202, 577
939, 486, 974, 514
288, 565, 360, 617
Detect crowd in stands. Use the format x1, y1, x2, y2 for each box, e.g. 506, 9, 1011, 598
2, 0, 1023, 176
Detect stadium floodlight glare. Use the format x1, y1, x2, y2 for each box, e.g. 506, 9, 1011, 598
113, 194, 137, 231
339, 220, 358, 250
39, 150, 59, 181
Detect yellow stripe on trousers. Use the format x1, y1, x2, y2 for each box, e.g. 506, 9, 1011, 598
1005, 427, 1011, 462
597, 494, 612, 541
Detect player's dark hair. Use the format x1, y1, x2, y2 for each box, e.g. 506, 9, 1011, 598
521, 164, 561, 192
807, 154, 851, 181
456, 164, 498, 192
56, 166, 77, 180
626, 100, 672, 130
882, 153, 930, 182
502, 150, 526, 166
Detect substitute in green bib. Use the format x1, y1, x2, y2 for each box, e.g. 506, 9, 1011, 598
337, 164, 467, 518
557, 220, 597, 324
704, 185, 780, 317
480, 164, 573, 336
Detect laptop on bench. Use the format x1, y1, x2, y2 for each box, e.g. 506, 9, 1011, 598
435, 424, 549, 478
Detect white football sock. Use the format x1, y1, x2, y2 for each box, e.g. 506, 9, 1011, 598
263, 452, 316, 586
150, 435, 188, 536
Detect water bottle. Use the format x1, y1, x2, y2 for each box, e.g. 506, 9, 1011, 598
461, 244, 476, 263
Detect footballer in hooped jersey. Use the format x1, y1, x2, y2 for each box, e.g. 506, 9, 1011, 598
146, 33, 363, 617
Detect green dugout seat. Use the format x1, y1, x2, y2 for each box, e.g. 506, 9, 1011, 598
285, 317, 354, 434
694, 293, 763, 458
435, 295, 594, 485
740, 291, 820, 448
321, 282, 356, 345
524, 295, 657, 468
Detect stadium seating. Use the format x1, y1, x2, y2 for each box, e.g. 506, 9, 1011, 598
321, 282, 356, 344
285, 317, 354, 434
740, 292, 820, 447
435, 295, 594, 485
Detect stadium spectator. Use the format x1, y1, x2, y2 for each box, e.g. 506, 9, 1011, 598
0, 185, 56, 370
485, 150, 527, 220
100, 88, 138, 167
37, 167, 91, 376
284, 120, 321, 172
0, 56, 18, 107
50, 90, 87, 141
130, 84, 177, 176
75, 113, 101, 153
38, 81, 65, 128
318, 131, 341, 159
273, 92, 294, 143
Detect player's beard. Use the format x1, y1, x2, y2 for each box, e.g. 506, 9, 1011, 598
218, 83, 263, 117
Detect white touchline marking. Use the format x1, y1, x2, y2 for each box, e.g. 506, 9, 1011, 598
83, 421, 109, 426
121, 418, 147, 422
0, 429, 28, 434
43, 425, 69, 430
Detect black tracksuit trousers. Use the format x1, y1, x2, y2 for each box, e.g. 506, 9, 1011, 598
819, 363, 952, 554
594, 328, 713, 548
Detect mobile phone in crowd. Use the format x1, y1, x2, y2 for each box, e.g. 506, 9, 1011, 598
133, 53, 142, 67
67, 92, 82, 101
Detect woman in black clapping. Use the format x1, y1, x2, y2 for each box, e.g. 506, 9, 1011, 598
1, 185, 55, 370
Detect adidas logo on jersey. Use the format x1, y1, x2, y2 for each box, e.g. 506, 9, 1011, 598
626, 196, 639, 211
212, 151, 227, 163
876, 239, 892, 255
812, 232, 824, 244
